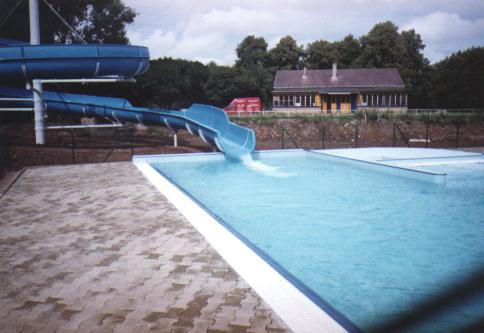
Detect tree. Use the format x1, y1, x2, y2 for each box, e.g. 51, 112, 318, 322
398, 29, 431, 107
355, 21, 403, 68
333, 34, 361, 68
235, 35, 268, 69
0, 0, 135, 44
431, 47, 484, 108
232, 35, 274, 106
204, 64, 242, 107
204, 63, 273, 108
354, 22, 432, 107
267, 35, 304, 71
305, 40, 339, 69
132, 58, 208, 109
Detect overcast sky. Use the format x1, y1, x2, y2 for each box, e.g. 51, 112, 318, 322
123, 0, 484, 65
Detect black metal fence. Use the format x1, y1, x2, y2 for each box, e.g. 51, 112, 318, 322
280, 120, 484, 151
1, 118, 483, 176
0, 124, 194, 173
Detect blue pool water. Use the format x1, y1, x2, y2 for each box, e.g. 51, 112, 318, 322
150, 151, 484, 332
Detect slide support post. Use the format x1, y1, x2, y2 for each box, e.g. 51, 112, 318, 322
30, 0, 45, 145
173, 131, 178, 147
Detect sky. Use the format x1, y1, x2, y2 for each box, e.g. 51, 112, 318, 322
124, 0, 484, 65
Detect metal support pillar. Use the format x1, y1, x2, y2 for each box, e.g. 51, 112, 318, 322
30, 0, 45, 144
173, 132, 178, 147
33, 81, 44, 144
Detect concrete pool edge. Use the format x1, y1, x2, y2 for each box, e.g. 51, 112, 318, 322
310, 150, 447, 184
133, 158, 350, 333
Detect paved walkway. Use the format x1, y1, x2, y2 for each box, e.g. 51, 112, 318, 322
0, 162, 292, 333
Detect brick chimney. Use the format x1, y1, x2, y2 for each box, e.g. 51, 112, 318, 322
331, 63, 337, 81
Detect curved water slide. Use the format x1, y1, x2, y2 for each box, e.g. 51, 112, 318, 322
0, 41, 256, 159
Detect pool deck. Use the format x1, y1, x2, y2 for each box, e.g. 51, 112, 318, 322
0, 162, 292, 333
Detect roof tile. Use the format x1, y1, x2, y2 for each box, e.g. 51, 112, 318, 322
274, 68, 405, 91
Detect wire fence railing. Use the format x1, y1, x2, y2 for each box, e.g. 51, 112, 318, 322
277, 120, 484, 151
228, 108, 484, 118
0, 125, 198, 173
1, 117, 483, 177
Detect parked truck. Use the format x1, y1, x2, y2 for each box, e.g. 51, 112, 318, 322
224, 97, 262, 114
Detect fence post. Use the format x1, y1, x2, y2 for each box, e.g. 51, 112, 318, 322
70, 129, 76, 164
355, 124, 359, 148
130, 128, 134, 157
281, 128, 285, 149
5, 130, 11, 169
392, 121, 396, 147
425, 121, 429, 148
321, 124, 326, 149
455, 123, 460, 148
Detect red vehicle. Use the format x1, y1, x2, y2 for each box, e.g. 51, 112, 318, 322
224, 97, 262, 114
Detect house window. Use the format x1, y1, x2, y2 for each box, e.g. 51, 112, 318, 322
273, 96, 279, 106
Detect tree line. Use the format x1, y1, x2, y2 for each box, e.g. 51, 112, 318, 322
125, 22, 484, 110
1, 0, 483, 110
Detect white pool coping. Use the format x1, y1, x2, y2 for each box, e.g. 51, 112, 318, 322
133, 159, 348, 333
317, 147, 482, 163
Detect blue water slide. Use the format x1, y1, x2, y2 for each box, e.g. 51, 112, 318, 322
0, 41, 255, 158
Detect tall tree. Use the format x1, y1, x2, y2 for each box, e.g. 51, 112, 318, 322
233, 35, 273, 106
267, 35, 304, 71
355, 21, 403, 68
305, 40, 339, 69
333, 34, 361, 68
398, 29, 431, 107
204, 64, 242, 107
235, 35, 268, 69
132, 58, 208, 109
355, 22, 432, 107
0, 0, 135, 44
431, 47, 484, 108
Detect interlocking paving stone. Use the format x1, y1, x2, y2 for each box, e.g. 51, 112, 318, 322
0, 162, 293, 333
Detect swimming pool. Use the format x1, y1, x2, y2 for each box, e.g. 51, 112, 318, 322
135, 149, 484, 332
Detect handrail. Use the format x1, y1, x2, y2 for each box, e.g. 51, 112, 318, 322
393, 122, 410, 147
281, 127, 300, 149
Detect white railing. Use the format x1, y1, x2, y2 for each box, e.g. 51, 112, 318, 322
228, 108, 484, 118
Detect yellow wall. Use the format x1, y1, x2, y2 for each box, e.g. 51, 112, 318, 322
341, 95, 351, 113
315, 94, 321, 107
341, 103, 350, 113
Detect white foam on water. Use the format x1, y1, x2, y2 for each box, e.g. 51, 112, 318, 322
241, 154, 295, 178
